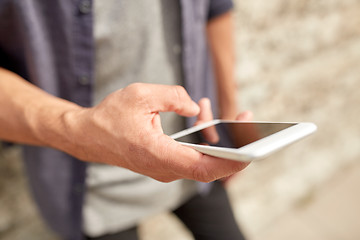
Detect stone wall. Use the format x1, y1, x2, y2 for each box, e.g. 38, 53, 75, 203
1, 0, 360, 239
227, 0, 360, 236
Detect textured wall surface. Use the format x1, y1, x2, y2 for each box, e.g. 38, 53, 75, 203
1, 0, 359, 239
228, 0, 360, 236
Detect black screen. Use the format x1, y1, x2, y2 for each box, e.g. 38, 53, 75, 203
175, 122, 296, 149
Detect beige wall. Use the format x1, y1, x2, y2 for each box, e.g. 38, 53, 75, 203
1, 0, 360, 239
228, 0, 360, 237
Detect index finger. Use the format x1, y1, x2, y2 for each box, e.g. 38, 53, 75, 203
195, 98, 219, 144
131, 83, 200, 117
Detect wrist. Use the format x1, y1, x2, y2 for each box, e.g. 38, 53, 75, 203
30, 97, 84, 151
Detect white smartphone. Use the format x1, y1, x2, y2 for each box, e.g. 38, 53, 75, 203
170, 120, 317, 162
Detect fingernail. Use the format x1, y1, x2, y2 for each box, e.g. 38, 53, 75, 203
200, 98, 211, 107
193, 102, 200, 113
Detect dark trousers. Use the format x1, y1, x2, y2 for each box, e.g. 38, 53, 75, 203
86, 181, 246, 240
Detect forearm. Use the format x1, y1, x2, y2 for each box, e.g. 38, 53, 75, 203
0, 68, 81, 149
207, 11, 238, 119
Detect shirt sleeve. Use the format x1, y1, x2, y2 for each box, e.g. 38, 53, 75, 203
208, 0, 234, 19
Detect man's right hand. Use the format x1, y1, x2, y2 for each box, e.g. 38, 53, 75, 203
62, 83, 248, 182
0, 69, 248, 182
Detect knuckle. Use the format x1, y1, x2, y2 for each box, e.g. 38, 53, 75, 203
126, 83, 148, 98
234, 162, 250, 172
191, 162, 216, 183
172, 85, 187, 111
173, 85, 187, 100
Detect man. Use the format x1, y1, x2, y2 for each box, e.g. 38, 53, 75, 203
0, 0, 249, 239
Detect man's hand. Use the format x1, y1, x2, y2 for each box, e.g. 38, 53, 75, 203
60, 84, 250, 182
0, 69, 249, 183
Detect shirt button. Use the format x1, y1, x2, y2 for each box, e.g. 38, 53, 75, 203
79, 0, 92, 14
78, 75, 90, 86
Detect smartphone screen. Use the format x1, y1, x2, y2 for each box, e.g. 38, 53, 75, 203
175, 122, 296, 149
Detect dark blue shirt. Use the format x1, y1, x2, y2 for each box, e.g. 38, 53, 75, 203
0, 0, 233, 239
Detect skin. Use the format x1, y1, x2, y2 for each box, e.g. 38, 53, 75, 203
207, 12, 238, 120
0, 11, 250, 183
0, 68, 249, 183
